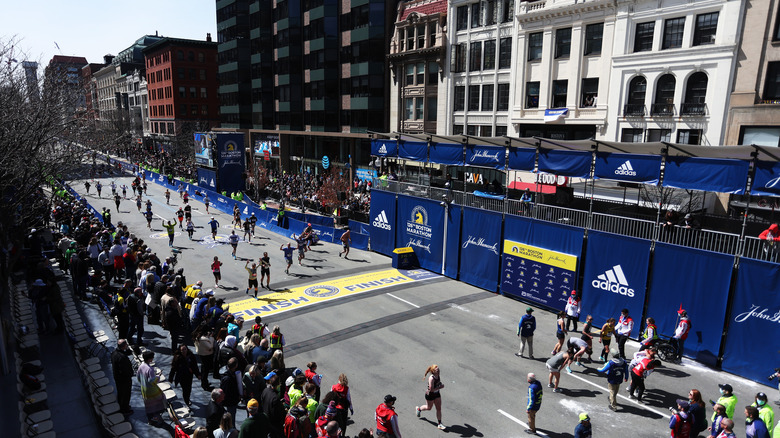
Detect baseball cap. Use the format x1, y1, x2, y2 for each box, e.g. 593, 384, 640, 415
676, 399, 690, 410
718, 383, 733, 393
384, 394, 397, 403
205, 289, 215, 296
526, 307, 534, 313
571, 290, 577, 295
579, 412, 590, 422
247, 399, 259, 409
756, 392, 768, 401
264, 371, 277, 381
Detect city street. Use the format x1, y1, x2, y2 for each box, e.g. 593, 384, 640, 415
72, 173, 778, 438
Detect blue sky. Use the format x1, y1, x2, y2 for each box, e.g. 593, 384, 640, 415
2, 0, 217, 66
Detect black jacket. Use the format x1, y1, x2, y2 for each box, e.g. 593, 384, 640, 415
110, 349, 134, 382
205, 400, 225, 436
261, 385, 285, 431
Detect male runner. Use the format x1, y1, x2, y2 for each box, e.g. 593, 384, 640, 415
204, 195, 210, 214
208, 217, 220, 240
260, 252, 271, 288
165, 189, 171, 204
339, 227, 351, 259
176, 208, 185, 229
242, 219, 252, 242
143, 210, 154, 229
245, 261, 259, 298
248, 213, 258, 235
229, 230, 240, 259
162, 220, 177, 247
280, 243, 295, 274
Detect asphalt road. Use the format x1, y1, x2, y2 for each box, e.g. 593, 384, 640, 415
72, 173, 779, 438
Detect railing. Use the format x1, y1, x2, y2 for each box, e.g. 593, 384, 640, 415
680, 102, 706, 116
657, 225, 742, 255
591, 212, 656, 240
533, 203, 589, 228
742, 236, 780, 262
623, 104, 646, 116
650, 103, 675, 116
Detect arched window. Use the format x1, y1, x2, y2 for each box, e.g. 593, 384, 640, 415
682, 72, 708, 115
652, 74, 676, 115
625, 76, 646, 116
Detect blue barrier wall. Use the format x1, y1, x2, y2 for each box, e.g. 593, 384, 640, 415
396, 195, 445, 273
369, 190, 396, 256
460, 207, 502, 291
444, 204, 461, 279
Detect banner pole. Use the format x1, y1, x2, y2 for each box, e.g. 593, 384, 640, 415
441, 202, 448, 275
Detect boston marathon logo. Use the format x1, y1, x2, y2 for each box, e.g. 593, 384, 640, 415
406, 206, 432, 239
304, 285, 340, 298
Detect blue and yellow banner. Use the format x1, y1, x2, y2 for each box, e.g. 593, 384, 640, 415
501, 240, 577, 310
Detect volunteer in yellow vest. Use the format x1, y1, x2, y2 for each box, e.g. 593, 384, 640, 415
639, 317, 659, 351
752, 392, 775, 434
183, 281, 203, 313
710, 383, 738, 421
269, 325, 285, 354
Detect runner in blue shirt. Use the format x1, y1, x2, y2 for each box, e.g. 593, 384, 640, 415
280, 243, 295, 274
207, 217, 220, 240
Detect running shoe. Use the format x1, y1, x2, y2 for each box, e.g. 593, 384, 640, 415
437, 424, 446, 430
566, 366, 572, 373
416, 407, 420, 417
553, 388, 562, 393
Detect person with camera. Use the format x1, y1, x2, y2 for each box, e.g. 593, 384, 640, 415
669, 399, 694, 438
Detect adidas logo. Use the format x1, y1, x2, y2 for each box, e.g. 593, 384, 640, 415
615, 160, 637, 177
592, 265, 635, 297
378, 144, 387, 154
372, 210, 392, 230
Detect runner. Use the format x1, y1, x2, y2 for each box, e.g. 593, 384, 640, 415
415, 364, 446, 430
145, 199, 152, 213
302, 223, 314, 251
96, 181, 102, 197
229, 230, 240, 259
260, 252, 271, 289
599, 318, 616, 362
182, 191, 189, 205
280, 243, 295, 274
211, 256, 223, 288
110, 181, 117, 196
162, 220, 177, 247
142, 181, 148, 194
176, 208, 185, 230
131, 181, 137, 196
143, 210, 154, 229
121, 184, 127, 199
245, 261, 259, 298
165, 189, 171, 205
339, 227, 351, 259
248, 213, 257, 236
185, 219, 195, 240
184, 204, 192, 223
178, 183, 184, 199
114, 193, 121, 211
242, 219, 252, 242
136, 196, 142, 212
85, 181, 91, 194
204, 195, 210, 214
208, 217, 220, 240
295, 234, 306, 265
232, 206, 241, 228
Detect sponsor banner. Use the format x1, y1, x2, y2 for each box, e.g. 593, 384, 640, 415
350, 231, 369, 251
663, 156, 749, 194
594, 152, 661, 184
369, 190, 396, 256
356, 168, 378, 182
398, 141, 428, 162
196, 167, 217, 191
721, 258, 780, 384
501, 240, 577, 311
508, 147, 536, 171
646, 243, 734, 366
194, 132, 215, 168
581, 231, 651, 328
429, 143, 464, 166
538, 149, 592, 178
371, 139, 398, 157
748, 160, 780, 197
467, 145, 506, 170
215, 132, 246, 194
395, 194, 445, 273
349, 220, 370, 236
309, 222, 335, 244
505, 214, 584, 257
227, 268, 440, 319
460, 207, 502, 291
544, 108, 569, 122
444, 204, 461, 279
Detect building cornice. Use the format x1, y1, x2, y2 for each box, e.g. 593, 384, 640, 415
517, 0, 617, 24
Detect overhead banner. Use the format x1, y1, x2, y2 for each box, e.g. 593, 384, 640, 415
645, 243, 734, 365
751, 160, 780, 196
197, 167, 217, 191
663, 156, 749, 194
429, 143, 464, 166
508, 147, 536, 171
396, 195, 445, 273
371, 139, 398, 157
501, 240, 577, 311
581, 231, 651, 327
721, 258, 780, 384
369, 190, 396, 256
399, 141, 428, 162
444, 204, 461, 279
594, 152, 661, 184
467, 145, 506, 170
460, 207, 502, 291
215, 132, 246, 194
538, 149, 592, 178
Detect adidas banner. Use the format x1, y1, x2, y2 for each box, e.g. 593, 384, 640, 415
396, 194, 445, 273
663, 156, 749, 194
581, 231, 651, 330
721, 258, 780, 384
645, 243, 733, 366
444, 204, 461, 279
460, 207, 502, 291
371, 139, 398, 157
508, 147, 536, 171
196, 168, 217, 191
467, 145, 506, 170
750, 160, 780, 196
594, 152, 661, 184
429, 143, 464, 166
399, 141, 428, 162
369, 190, 396, 256
538, 149, 592, 178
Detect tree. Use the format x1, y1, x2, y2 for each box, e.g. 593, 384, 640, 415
316, 169, 351, 214
638, 184, 704, 214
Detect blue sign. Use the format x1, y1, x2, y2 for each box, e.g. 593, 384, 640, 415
750, 160, 780, 196
371, 139, 398, 157
197, 168, 217, 191
501, 239, 578, 311
429, 143, 464, 166
369, 190, 396, 256
399, 141, 428, 162
215, 133, 246, 194
581, 231, 651, 328
544, 108, 569, 122
663, 156, 749, 194
467, 145, 506, 170
395, 195, 445, 273
594, 152, 661, 184
538, 149, 592, 178
460, 207, 502, 291
322, 156, 330, 169
356, 168, 378, 182
508, 147, 536, 171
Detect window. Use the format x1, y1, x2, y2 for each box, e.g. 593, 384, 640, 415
634, 22, 655, 52
453, 124, 464, 135
467, 125, 478, 136
584, 23, 603, 55
481, 126, 493, 137
484, 0, 496, 25
625, 76, 647, 115
528, 32, 543, 61
662, 17, 685, 50
499, 38, 512, 69
416, 62, 425, 85
199, 53, 205, 62
646, 129, 671, 142
407, 27, 414, 50
200, 69, 206, 80
501, 0, 514, 23
677, 129, 702, 145
178, 68, 185, 79
468, 85, 480, 110
457, 6, 469, 31
428, 62, 439, 85
202, 105, 209, 115
415, 98, 424, 120
481, 84, 494, 111
764, 62, 780, 101
693, 12, 718, 46
552, 80, 568, 108
471, 3, 482, 28
429, 23, 437, 47
201, 87, 208, 98
405, 64, 415, 85
497, 83, 510, 110
581, 78, 598, 107
191, 105, 198, 116
417, 25, 426, 49
190, 87, 197, 98
454, 86, 466, 111
555, 28, 572, 58
526, 81, 540, 108
398, 29, 405, 52
483, 40, 496, 70
621, 128, 644, 143
189, 68, 197, 79
451, 43, 467, 73
653, 74, 676, 115
427, 97, 437, 121
469, 42, 482, 71
681, 72, 707, 115
404, 98, 414, 120
177, 50, 184, 61
495, 125, 508, 137
179, 86, 185, 98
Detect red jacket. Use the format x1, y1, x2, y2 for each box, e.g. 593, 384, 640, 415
375, 403, 397, 434
759, 224, 780, 241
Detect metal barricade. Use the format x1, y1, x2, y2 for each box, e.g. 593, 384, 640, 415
532, 204, 589, 228
462, 193, 505, 213
657, 226, 742, 255
741, 236, 780, 262
591, 212, 655, 240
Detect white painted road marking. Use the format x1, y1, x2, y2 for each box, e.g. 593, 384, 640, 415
386, 293, 420, 308
497, 409, 549, 436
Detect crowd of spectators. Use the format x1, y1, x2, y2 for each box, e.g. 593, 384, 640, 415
116, 145, 197, 182
262, 171, 371, 220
